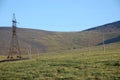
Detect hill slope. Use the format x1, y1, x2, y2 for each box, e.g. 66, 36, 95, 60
85, 21, 120, 32
0, 21, 120, 55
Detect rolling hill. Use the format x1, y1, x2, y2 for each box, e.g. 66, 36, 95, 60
0, 21, 120, 55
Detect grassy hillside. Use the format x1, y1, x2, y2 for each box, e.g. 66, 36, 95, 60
0, 20, 120, 79
0, 21, 120, 55
0, 28, 120, 55
0, 42, 120, 80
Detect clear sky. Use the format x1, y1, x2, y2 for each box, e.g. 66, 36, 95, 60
0, 0, 120, 32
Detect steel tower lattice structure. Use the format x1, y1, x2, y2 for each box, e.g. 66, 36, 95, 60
7, 14, 22, 59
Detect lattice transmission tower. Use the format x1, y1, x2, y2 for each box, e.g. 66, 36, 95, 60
7, 14, 22, 59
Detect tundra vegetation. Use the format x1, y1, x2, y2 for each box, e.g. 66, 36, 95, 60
0, 43, 120, 80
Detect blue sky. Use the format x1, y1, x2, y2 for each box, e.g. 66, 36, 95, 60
0, 0, 120, 32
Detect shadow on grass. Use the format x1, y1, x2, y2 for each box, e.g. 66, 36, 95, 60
0, 58, 29, 63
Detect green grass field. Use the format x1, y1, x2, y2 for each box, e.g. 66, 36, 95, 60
0, 44, 120, 80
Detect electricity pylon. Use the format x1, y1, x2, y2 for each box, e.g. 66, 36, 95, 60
102, 33, 105, 54
7, 14, 22, 59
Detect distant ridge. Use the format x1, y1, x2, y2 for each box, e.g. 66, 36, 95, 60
85, 21, 120, 32
98, 36, 120, 45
